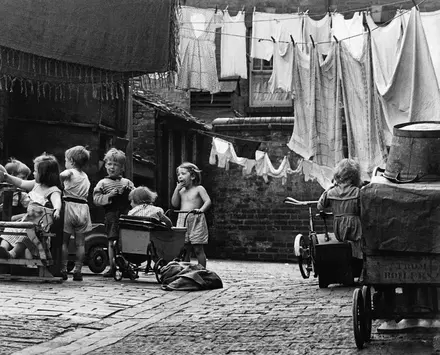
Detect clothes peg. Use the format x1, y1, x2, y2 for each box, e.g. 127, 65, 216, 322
242, 5, 245, 13
304, 9, 309, 15
271, 36, 276, 43
224, 5, 228, 13
333, 35, 338, 43
215, 5, 218, 14
310, 35, 315, 48
411, 0, 419, 10
290, 35, 295, 46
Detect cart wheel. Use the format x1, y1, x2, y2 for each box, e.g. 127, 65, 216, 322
88, 246, 109, 274
154, 258, 166, 284
294, 234, 311, 279
318, 275, 328, 289
310, 233, 319, 278
362, 286, 372, 342
353, 288, 365, 349
114, 267, 123, 281
66, 261, 75, 273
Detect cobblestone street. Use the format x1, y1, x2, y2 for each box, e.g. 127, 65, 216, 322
0, 260, 437, 355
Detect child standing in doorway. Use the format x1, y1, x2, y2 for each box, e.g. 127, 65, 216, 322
60, 146, 93, 281
128, 186, 172, 228
171, 162, 211, 268
93, 148, 134, 277
317, 158, 363, 276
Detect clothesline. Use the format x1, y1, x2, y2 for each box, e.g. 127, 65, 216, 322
178, 2, 418, 46
193, 128, 289, 145
179, 0, 413, 24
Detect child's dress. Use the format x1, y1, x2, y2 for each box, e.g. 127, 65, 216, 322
317, 184, 362, 259
128, 204, 165, 220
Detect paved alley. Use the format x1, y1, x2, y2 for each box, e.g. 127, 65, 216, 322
0, 260, 437, 355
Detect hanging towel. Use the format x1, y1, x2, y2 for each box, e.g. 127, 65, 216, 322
177, 6, 223, 93
302, 160, 334, 190
251, 12, 302, 61
268, 24, 295, 93
331, 12, 365, 59
221, 10, 247, 79
377, 7, 440, 144
287, 46, 312, 159
302, 13, 332, 56
338, 38, 388, 181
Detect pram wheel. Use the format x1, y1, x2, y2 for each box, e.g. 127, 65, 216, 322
352, 288, 365, 349
154, 258, 166, 284
114, 267, 123, 281
88, 246, 109, 274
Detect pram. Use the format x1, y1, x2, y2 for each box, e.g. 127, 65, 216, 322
113, 214, 187, 282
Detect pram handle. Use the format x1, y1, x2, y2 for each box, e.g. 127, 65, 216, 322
284, 197, 318, 206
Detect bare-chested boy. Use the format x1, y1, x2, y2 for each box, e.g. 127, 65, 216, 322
171, 162, 211, 267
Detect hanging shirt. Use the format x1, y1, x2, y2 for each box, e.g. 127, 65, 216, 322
177, 6, 223, 94
302, 13, 331, 56
251, 12, 302, 61
221, 10, 247, 79
255, 151, 292, 185
331, 12, 365, 59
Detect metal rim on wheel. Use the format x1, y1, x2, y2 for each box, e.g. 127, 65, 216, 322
88, 246, 109, 274
362, 286, 372, 342
154, 258, 166, 284
114, 268, 123, 281
353, 288, 365, 349
294, 234, 311, 279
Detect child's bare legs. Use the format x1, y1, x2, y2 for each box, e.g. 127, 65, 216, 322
0, 240, 26, 259
104, 240, 116, 277
61, 232, 71, 277
193, 244, 206, 268
183, 243, 192, 262
73, 233, 85, 281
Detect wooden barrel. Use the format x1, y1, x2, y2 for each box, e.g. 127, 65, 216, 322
384, 121, 440, 182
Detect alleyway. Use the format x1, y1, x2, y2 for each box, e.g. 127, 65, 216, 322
0, 260, 437, 355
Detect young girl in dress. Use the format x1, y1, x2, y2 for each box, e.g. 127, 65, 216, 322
317, 158, 363, 276
128, 186, 172, 228
0, 153, 62, 259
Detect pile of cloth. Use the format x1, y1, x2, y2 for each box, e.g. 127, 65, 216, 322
160, 261, 223, 291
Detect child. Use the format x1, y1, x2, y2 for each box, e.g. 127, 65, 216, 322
3, 158, 31, 216
93, 148, 134, 277
60, 146, 92, 281
171, 162, 211, 268
0, 153, 62, 259
128, 186, 172, 228
317, 158, 363, 276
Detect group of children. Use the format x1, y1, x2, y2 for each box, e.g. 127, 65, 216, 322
0, 147, 212, 281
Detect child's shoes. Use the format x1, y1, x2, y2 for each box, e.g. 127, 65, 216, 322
73, 272, 83, 281
103, 268, 115, 278
61, 270, 68, 281
0, 247, 10, 259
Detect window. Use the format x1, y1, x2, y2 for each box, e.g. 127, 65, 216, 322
249, 58, 292, 107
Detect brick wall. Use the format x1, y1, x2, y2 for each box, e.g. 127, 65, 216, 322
132, 101, 157, 164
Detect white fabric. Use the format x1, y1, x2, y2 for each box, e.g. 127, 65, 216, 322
220, 10, 247, 79
302, 160, 333, 190
268, 23, 294, 93
331, 12, 365, 59
377, 8, 440, 144
250, 12, 302, 61
302, 13, 331, 56
338, 38, 388, 181
254, 151, 292, 185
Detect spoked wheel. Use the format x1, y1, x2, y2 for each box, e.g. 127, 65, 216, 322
310, 233, 319, 278
353, 288, 365, 349
154, 258, 167, 284
294, 234, 312, 279
114, 267, 123, 281
362, 286, 372, 342
114, 256, 126, 281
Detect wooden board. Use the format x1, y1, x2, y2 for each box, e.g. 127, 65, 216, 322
365, 255, 440, 285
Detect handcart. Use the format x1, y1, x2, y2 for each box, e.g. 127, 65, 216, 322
284, 197, 359, 288
352, 171, 440, 349
113, 214, 187, 283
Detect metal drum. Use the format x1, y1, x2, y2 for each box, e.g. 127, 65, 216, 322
384, 121, 440, 183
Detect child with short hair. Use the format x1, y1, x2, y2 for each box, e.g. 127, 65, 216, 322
93, 148, 134, 277
60, 145, 93, 281
0, 153, 62, 259
317, 158, 363, 275
171, 162, 211, 268
3, 158, 31, 216
128, 186, 172, 227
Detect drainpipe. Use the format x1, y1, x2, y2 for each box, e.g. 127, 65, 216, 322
125, 80, 133, 181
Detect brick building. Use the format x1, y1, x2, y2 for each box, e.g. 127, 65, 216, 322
133, 0, 440, 262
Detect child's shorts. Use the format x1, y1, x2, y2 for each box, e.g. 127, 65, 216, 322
104, 212, 120, 241
64, 201, 92, 234
176, 213, 208, 245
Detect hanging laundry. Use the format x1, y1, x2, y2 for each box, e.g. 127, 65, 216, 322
177, 6, 223, 94
302, 160, 334, 190
302, 13, 332, 56
331, 12, 365, 59
338, 37, 388, 181
220, 10, 247, 79
254, 151, 292, 185
250, 12, 302, 61
376, 7, 440, 145
209, 137, 256, 175
234, 139, 261, 159
268, 23, 294, 93
366, 11, 405, 144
